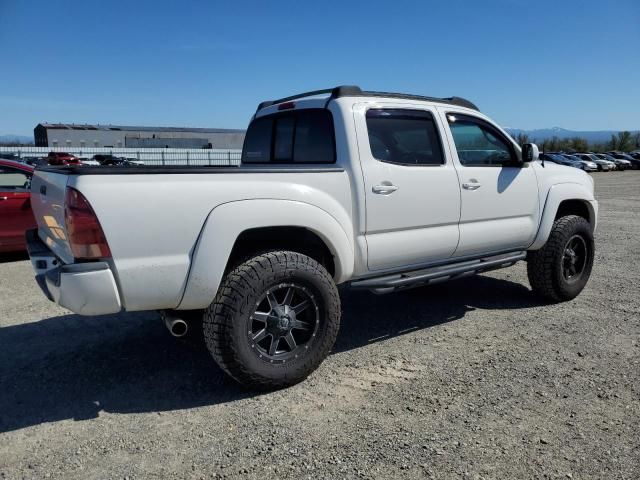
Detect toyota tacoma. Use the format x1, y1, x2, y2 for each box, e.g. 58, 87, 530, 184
27, 86, 598, 389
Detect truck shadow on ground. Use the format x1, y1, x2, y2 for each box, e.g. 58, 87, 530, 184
0, 252, 29, 264
0, 275, 541, 433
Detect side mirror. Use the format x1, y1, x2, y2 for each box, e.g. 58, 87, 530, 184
521, 143, 539, 164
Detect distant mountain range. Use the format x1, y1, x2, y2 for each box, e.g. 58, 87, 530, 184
505, 127, 639, 143
0, 134, 33, 144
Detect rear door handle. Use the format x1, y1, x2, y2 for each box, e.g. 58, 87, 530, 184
372, 183, 399, 195
462, 182, 481, 190
0, 196, 8, 201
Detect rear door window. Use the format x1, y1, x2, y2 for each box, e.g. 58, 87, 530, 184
0, 167, 31, 191
242, 109, 335, 164
365, 109, 445, 165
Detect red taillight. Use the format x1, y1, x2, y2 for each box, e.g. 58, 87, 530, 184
64, 187, 111, 259
278, 101, 295, 110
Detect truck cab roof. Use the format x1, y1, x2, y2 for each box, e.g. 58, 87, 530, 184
255, 85, 479, 116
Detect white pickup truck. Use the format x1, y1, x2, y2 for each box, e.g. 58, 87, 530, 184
27, 86, 598, 389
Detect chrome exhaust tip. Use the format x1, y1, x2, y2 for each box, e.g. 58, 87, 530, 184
161, 311, 189, 338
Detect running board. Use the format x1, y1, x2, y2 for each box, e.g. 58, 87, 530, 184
350, 251, 527, 293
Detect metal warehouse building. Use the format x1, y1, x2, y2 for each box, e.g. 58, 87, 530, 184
34, 123, 245, 149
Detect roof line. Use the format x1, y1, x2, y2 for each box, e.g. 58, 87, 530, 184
257, 85, 479, 112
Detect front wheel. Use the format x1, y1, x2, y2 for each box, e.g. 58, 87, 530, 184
527, 215, 594, 302
203, 251, 341, 390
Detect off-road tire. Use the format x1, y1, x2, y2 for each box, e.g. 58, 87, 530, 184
203, 251, 341, 390
527, 215, 594, 302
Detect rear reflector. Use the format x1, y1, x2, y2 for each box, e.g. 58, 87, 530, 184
65, 187, 111, 260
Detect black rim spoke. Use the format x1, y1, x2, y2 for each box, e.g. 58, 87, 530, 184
292, 319, 312, 331
282, 287, 295, 306
252, 311, 271, 323
268, 335, 280, 356
252, 329, 268, 343
284, 332, 297, 350
292, 300, 310, 315
266, 292, 279, 310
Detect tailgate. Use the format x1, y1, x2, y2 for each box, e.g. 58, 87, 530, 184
30, 169, 74, 264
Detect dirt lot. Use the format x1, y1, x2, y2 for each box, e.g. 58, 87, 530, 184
1, 172, 638, 480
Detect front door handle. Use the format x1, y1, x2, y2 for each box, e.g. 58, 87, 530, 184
0, 196, 8, 201
372, 184, 399, 195
462, 182, 481, 190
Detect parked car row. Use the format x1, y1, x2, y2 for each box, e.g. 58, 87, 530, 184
2, 152, 144, 168
540, 151, 640, 171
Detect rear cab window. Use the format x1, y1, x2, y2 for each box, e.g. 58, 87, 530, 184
242, 109, 336, 164
365, 109, 445, 165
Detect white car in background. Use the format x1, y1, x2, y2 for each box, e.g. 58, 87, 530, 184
559, 153, 598, 172
79, 157, 101, 166
574, 153, 614, 171
595, 153, 630, 170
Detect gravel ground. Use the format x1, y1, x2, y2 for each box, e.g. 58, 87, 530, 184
1, 172, 638, 480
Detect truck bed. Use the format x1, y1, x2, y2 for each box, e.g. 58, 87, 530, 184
30, 164, 353, 312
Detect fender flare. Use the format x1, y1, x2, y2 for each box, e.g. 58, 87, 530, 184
177, 199, 354, 310
529, 182, 597, 250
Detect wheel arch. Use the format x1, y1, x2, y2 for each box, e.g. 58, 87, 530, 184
529, 183, 597, 250
177, 199, 354, 310
225, 226, 336, 277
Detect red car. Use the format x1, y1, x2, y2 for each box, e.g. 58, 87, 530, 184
0, 159, 36, 252
46, 151, 81, 165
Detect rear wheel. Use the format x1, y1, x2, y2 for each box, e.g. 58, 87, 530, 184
203, 251, 341, 390
527, 215, 594, 302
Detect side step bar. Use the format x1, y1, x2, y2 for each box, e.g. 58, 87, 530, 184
350, 251, 527, 293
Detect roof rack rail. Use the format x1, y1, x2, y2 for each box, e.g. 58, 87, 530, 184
256, 85, 479, 112
256, 86, 362, 111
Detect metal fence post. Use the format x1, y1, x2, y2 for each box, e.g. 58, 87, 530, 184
161, 150, 165, 166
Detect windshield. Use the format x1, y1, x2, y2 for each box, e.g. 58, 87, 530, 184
549, 154, 568, 162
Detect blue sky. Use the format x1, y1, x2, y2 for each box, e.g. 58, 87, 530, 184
1, 0, 638, 136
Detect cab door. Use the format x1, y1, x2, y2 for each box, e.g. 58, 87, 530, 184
354, 103, 462, 271
438, 110, 540, 257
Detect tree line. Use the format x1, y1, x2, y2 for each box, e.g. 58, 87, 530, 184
514, 131, 640, 153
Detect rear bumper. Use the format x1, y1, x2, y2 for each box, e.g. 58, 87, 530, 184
26, 229, 122, 315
